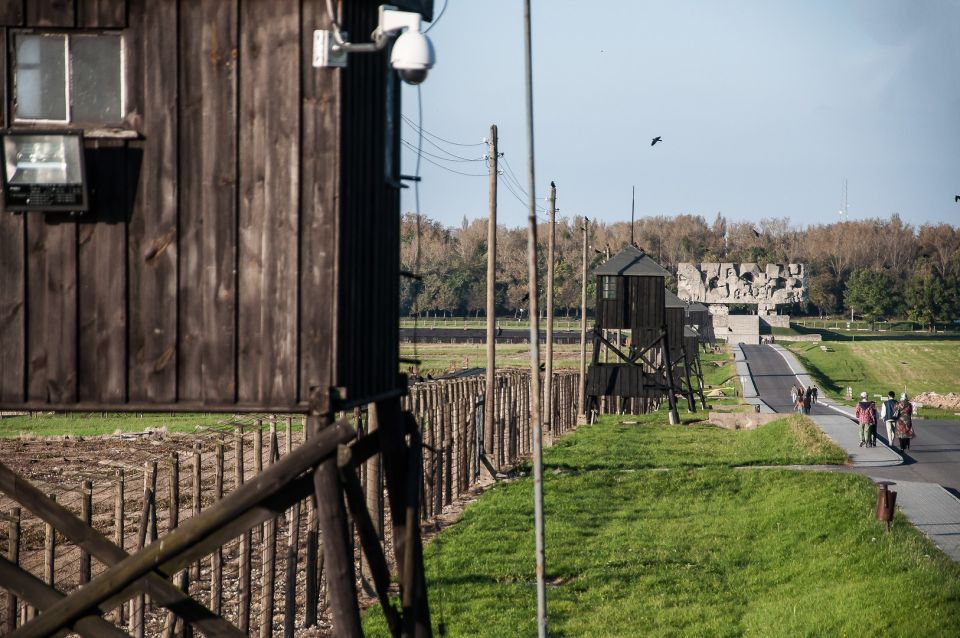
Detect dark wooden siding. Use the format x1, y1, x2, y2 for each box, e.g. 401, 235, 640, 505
628, 277, 664, 350
666, 307, 683, 361
0, 0, 402, 412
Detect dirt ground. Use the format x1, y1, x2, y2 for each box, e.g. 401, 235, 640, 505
0, 429, 496, 636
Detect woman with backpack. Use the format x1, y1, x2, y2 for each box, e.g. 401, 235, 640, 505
895, 393, 915, 452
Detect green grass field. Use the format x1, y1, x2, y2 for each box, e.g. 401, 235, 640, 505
362, 415, 960, 636
785, 339, 960, 400
0, 412, 283, 438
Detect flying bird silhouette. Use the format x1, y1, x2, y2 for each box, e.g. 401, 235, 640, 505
651, 136, 662, 146
955, 195, 959, 202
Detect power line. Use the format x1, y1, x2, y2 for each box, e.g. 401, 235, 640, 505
415, 150, 489, 177
401, 114, 486, 147
400, 137, 487, 162
402, 121, 488, 161
424, 0, 448, 34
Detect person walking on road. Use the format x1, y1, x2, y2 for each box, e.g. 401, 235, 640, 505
790, 385, 798, 406
855, 391, 878, 447
811, 385, 818, 404
802, 386, 813, 415
895, 393, 915, 452
880, 390, 899, 445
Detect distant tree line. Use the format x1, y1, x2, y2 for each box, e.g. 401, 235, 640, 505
400, 212, 960, 328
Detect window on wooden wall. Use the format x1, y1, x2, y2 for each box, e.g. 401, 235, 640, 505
12, 32, 125, 125
602, 276, 618, 300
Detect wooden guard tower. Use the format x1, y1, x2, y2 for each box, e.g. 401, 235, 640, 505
0, 1, 433, 636
584, 245, 681, 423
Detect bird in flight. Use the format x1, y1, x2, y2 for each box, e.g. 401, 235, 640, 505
651, 136, 662, 146
955, 195, 959, 202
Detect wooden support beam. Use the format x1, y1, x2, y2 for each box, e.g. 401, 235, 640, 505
0, 461, 239, 638
338, 445, 402, 637
3, 419, 353, 638
377, 400, 432, 637
311, 410, 362, 637
0, 556, 129, 638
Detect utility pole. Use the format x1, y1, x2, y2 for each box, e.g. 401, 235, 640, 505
484, 125, 498, 474
522, 0, 547, 634
579, 217, 589, 419
544, 182, 556, 445
630, 186, 635, 246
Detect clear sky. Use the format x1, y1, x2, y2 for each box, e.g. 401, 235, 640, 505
400, 0, 960, 229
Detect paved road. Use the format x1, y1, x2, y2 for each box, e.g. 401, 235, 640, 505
741, 344, 960, 494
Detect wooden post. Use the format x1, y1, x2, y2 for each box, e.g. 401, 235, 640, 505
544, 181, 556, 445
579, 217, 589, 418
303, 495, 319, 628
163, 453, 182, 638
236, 427, 253, 634
254, 421, 264, 544
361, 403, 383, 592
283, 499, 301, 638
113, 469, 125, 627
133, 462, 156, 638
484, 123, 498, 476
6, 507, 20, 633
260, 467, 278, 638
211, 441, 224, 615
79, 480, 92, 585
44, 494, 56, 589
310, 393, 362, 637
191, 444, 202, 585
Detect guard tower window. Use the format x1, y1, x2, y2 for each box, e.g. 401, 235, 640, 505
602, 276, 617, 300
13, 32, 125, 125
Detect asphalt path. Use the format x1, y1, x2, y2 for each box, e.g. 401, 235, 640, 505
741, 344, 960, 494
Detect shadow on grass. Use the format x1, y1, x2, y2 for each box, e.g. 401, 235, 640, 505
791, 324, 960, 343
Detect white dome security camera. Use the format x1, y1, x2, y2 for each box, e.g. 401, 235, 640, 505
390, 28, 435, 85
313, 5, 436, 84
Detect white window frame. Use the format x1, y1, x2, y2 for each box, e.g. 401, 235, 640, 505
602, 276, 618, 300
12, 31, 127, 127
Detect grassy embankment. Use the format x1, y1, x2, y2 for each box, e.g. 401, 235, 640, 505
363, 413, 960, 636
783, 331, 960, 419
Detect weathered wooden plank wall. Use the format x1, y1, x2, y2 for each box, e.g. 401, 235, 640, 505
0, 0, 403, 412
178, 0, 238, 403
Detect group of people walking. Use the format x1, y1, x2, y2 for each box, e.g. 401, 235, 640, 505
855, 391, 915, 451
790, 384, 818, 415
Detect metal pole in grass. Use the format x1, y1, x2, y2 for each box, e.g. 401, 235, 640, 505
522, 0, 547, 634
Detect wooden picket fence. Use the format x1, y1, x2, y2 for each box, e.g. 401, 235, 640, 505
0, 369, 581, 636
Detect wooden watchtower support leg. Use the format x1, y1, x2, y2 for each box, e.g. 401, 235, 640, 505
309, 391, 362, 637
680, 343, 696, 413
377, 397, 432, 638
660, 324, 681, 425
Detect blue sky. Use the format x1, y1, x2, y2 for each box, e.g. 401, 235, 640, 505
400, 0, 960, 229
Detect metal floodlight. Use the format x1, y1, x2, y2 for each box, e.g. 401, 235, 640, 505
1, 129, 88, 213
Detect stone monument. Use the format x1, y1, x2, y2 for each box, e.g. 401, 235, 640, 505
676, 263, 806, 316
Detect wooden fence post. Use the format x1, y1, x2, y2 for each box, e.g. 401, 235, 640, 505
190, 445, 202, 587
5, 507, 20, 633
163, 452, 182, 638
80, 480, 92, 585
236, 427, 252, 634
211, 441, 224, 616
113, 469, 125, 627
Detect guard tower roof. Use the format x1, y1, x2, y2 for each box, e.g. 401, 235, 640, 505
687, 301, 709, 312
665, 288, 687, 309
593, 245, 670, 277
